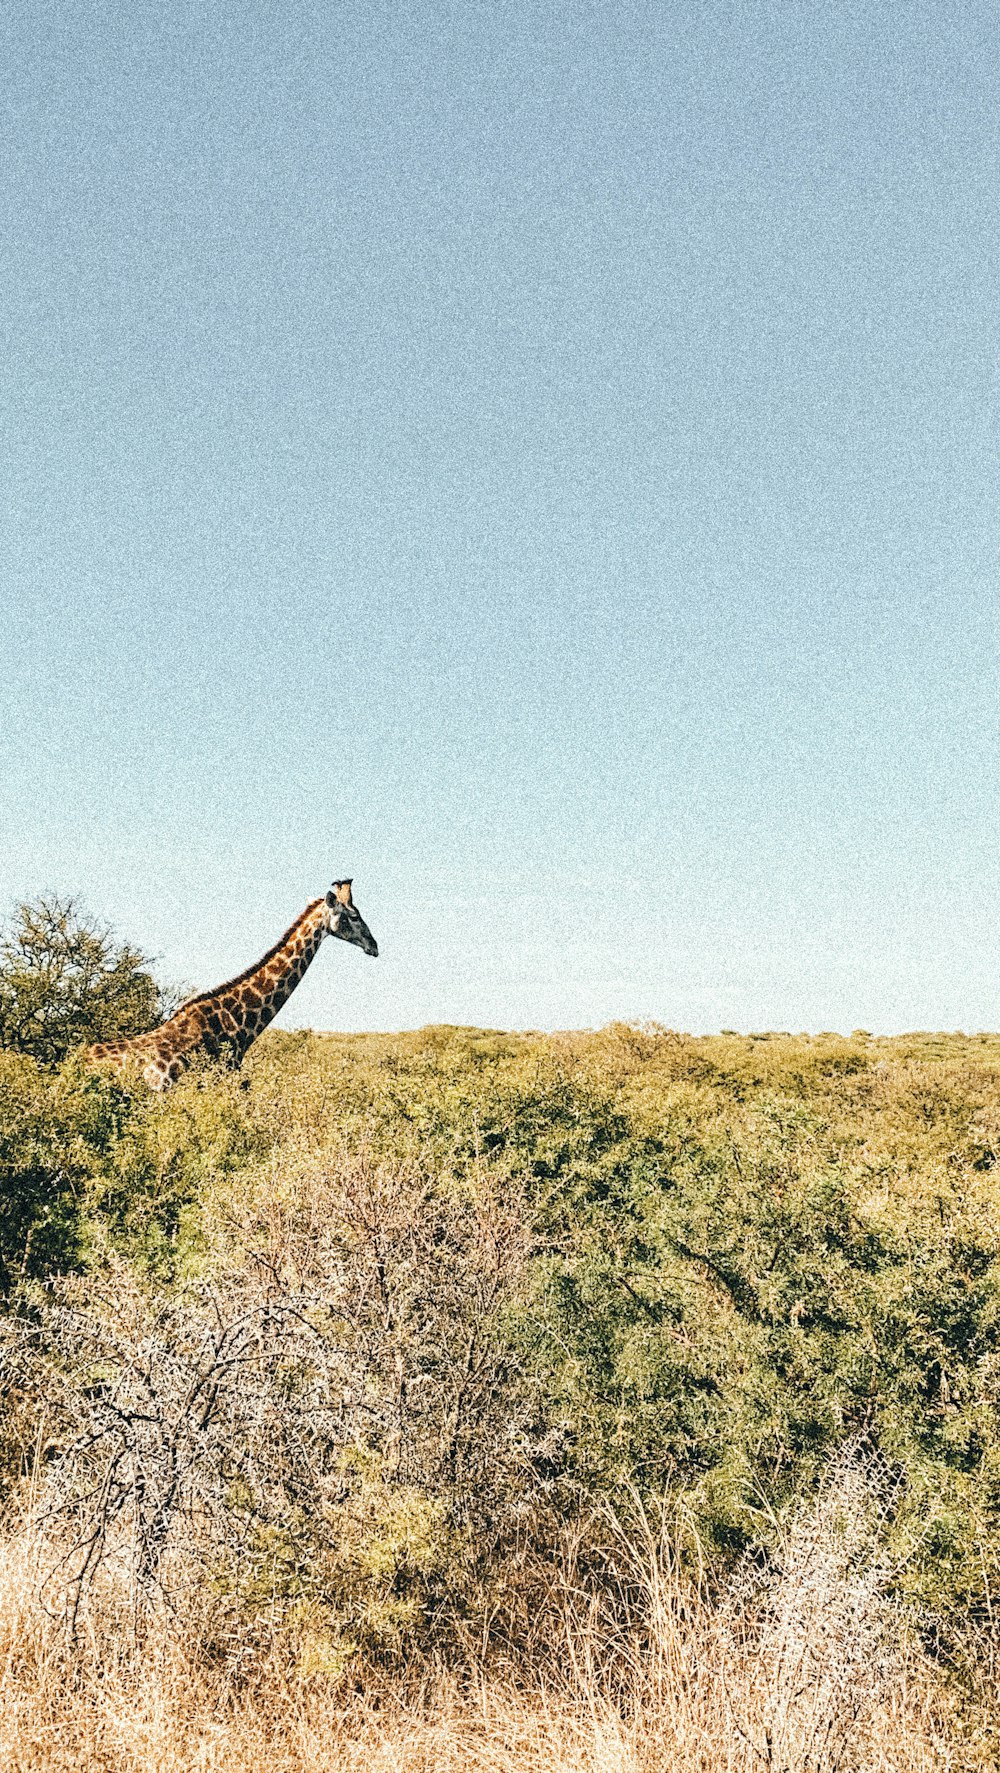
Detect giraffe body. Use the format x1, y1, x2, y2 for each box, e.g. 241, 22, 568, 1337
87, 881, 377, 1091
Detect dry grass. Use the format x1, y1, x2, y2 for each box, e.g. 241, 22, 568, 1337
0, 1449, 982, 1773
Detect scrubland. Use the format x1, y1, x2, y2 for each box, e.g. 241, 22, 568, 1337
4, 1023, 1000, 1767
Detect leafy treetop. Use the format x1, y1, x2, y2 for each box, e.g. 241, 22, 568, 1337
0, 895, 168, 1065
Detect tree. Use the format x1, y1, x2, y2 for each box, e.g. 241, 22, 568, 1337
0, 896, 167, 1065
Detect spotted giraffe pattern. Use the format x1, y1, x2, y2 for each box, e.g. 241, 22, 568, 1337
88, 880, 378, 1091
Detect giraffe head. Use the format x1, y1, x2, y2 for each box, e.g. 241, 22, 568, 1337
323, 880, 379, 957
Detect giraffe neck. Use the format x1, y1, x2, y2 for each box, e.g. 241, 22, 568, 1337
201, 899, 329, 1055
87, 897, 337, 1088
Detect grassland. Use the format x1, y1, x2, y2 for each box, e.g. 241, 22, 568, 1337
4, 1024, 1000, 1767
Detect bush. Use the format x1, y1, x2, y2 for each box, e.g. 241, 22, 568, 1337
4, 1152, 533, 1655
0, 1055, 121, 1294
0, 896, 169, 1066
5, 1020, 1000, 1693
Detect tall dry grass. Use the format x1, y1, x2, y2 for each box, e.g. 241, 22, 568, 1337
0, 1446, 979, 1773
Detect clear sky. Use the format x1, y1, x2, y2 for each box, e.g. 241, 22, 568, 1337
2, 1, 999, 1034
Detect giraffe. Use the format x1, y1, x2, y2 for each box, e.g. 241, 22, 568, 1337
87, 881, 378, 1091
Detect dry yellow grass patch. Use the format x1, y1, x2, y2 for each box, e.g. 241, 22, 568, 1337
0, 1467, 978, 1773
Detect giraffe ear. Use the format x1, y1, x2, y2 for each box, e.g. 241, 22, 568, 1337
330, 880, 354, 906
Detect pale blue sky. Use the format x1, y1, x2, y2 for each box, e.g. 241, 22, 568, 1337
3, 1, 999, 1033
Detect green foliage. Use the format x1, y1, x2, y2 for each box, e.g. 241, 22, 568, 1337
0, 1054, 263, 1295
0, 895, 168, 1065
8, 1018, 1000, 1660
0, 1053, 101, 1289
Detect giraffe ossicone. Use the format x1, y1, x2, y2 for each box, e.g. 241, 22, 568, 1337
87, 881, 378, 1091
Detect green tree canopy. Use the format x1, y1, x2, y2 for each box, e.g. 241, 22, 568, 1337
0, 896, 167, 1065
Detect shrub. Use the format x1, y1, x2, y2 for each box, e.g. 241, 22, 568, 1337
3, 1151, 533, 1655
0, 895, 168, 1065
6, 1020, 1000, 1693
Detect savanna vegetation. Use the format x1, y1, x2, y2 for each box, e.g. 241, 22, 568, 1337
2, 899, 1000, 1767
